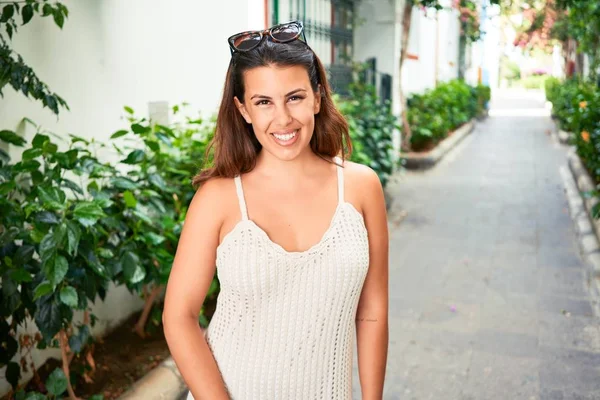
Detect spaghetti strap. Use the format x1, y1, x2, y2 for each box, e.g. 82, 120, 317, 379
335, 156, 344, 204
233, 175, 248, 221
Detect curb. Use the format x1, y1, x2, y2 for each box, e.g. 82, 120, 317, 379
118, 356, 187, 400
550, 118, 573, 145
561, 149, 600, 313
400, 119, 476, 169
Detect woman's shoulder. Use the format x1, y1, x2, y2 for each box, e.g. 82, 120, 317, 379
187, 176, 237, 221
339, 159, 384, 216
340, 159, 381, 190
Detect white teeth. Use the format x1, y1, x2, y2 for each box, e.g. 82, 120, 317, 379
273, 130, 297, 141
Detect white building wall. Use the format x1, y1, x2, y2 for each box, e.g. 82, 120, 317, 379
353, 0, 396, 90
402, 6, 439, 94
436, 3, 461, 83
0, 0, 265, 395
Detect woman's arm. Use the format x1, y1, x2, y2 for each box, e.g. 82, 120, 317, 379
355, 166, 389, 400
163, 178, 230, 400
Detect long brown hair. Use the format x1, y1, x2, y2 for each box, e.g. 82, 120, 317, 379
192, 37, 352, 188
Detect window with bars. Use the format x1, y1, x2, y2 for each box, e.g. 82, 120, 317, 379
271, 0, 355, 95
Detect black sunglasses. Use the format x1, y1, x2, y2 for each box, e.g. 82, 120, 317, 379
227, 20, 307, 56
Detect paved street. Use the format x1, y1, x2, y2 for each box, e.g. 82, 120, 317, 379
356, 89, 600, 400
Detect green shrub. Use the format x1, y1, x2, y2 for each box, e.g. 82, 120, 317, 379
336, 80, 398, 189
544, 76, 561, 103
0, 105, 218, 397
406, 79, 487, 151
548, 79, 600, 215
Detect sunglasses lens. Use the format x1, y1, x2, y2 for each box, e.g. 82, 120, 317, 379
232, 32, 262, 50
271, 23, 301, 41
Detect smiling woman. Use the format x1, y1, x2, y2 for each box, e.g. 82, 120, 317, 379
162, 20, 389, 400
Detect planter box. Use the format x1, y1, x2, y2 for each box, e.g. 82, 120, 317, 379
400, 119, 476, 170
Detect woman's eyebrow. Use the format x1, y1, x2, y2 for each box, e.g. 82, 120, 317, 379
250, 88, 307, 100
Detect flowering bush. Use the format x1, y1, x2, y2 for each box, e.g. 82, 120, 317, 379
545, 79, 600, 183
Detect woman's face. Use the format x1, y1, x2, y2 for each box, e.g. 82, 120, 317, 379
234, 64, 321, 161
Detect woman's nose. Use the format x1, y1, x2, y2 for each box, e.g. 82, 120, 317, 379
274, 104, 293, 126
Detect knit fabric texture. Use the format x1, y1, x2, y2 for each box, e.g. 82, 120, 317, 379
187, 157, 370, 400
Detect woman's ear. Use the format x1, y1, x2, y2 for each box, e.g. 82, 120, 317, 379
314, 84, 322, 115
234, 96, 252, 124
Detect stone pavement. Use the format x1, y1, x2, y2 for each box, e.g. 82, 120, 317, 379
354, 89, 600, 400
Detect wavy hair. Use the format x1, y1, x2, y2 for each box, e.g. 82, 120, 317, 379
192, 37, 352, 187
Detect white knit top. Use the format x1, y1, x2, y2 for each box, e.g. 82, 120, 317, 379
188, 157, 370, 400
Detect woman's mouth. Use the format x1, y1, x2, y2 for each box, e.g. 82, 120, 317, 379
271, 129, 299, 146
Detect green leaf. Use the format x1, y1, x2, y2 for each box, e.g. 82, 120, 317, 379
9, 268, 33, 283
52, 7, 64, 28
110, 129, 128, 139
68, 325, 90, 354
1, 5, 15, 23
97, 248, 114, 258
145, 232, 166, 245
133, 207, 153, 225
29, 229, 46, 244
124, 106, 134, 114
33, 281, 54, 300
22, 4, 33, 24
43, 141, 58, 154
59, 286, 78, 307
148, 174, 167, 191
69, 133, 89, 145
122, 149, 145, 164
39, 232, 57, 263
121, 251, 146, 284
61, 178, 84, 195
14, 245, 35, 266
73, 202, 105, 227
66, 221, 81, 256
22, 147, 43, 160
92, 194, 113, 209
34, 295, 62, 342
131, 123, 150, 134
123, 190, 137, 208
37, 187, 66, 211
13, 159, 41, 173
32, 133, 49, 148
35, 211, 60, 225
44, 255, 68, 286
0, 181, 15, 196
0, 147, 10, 164
144, 140, 160, 152
41, 3, 53, 16
110, 177, 138, 190
46, 368, 68, 396
0, 130, 26, 146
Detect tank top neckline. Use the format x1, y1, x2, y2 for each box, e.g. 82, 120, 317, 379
219, 156, 365, 257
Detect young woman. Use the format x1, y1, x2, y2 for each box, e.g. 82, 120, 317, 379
163, 20, 389, 400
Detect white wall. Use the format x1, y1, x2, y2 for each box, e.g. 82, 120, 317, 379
0, 0, 265, 395
402, 6, 441, 94
436, 4, 461, 83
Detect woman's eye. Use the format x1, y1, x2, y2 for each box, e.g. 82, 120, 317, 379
255, 96, 303, 106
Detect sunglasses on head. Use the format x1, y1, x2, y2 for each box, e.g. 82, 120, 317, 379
227, 20, 307, 56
